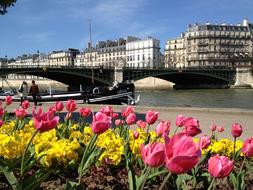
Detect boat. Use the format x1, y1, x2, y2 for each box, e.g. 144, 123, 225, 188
0, 81, 140, 105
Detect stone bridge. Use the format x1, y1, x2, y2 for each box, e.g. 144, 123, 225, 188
0, 64, 241, 89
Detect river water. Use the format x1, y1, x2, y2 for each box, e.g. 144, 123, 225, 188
136, 89, 253, 110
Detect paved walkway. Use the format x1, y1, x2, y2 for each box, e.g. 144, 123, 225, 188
6, 102, 253, 141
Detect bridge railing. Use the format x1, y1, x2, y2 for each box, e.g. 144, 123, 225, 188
1, 63, 248, 71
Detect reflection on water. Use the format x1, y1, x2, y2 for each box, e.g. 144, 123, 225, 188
137, 89, 253, 109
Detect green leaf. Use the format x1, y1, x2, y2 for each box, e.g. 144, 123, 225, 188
229, 172, 237, 188
22, 169, 52, 190
176, 174, 193, 190
0, 159, 18, 189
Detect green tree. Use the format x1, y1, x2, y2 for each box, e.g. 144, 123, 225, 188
0, 0, 17, 15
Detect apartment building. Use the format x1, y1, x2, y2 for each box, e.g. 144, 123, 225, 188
126, 36, 162, 68
48, 48, 79, 66
165, 19, 253, 68
76, 36, 162, 69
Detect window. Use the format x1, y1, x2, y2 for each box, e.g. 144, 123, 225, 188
142, 54, 145, 60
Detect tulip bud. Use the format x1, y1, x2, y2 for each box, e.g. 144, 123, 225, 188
126, 113, 136, 125
231, 123, 243, 138
136, 120, 147, 129
199, 135, 211, 149
5, 96, 12, 106
155, 121, 170, 137
145, 110, 159, 125
133, 131, 139, 139
210, 123, 216, 132
55, 101, 64, 112
21, 100, 30, 109
176, 115, 187, 127
217, 126, 224, 132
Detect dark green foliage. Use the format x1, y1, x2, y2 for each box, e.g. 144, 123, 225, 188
0, 0, 17, 15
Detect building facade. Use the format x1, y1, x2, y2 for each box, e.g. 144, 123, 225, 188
165, 19, 253, 68
75, 36, 162, 69
126, 36, 162, 68
48, 48, 79, 66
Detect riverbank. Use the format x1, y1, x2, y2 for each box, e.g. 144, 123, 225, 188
6, 102, 253, 141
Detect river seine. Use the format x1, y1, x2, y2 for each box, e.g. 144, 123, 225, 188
136, 89, 253, 110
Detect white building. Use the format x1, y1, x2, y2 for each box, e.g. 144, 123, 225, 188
126, 36, 162, 68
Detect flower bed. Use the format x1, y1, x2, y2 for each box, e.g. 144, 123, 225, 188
0, 97, 252, 189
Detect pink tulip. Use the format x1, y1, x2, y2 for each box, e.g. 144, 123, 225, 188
5, 96, 12, 106
210, 123, 217, 132
217, 126, 224, 132
126, 113, 136, 125
183, 118, 201, 137
133, 131, 139, 139
176, 115, 187, 127
156, 121, 171, 137
121, 106, 134, 118
231, 123, 243, 138
79, 107, 91, 118
136, 120, 147, 129
66, 99, 77, 112
199, 135, 211, 149
0, 107, 4, 117
54, 101, 64, 112
33, 108, 59, 132
242, 138, 253, 157
115, 119, 124, 126
208, 155, 234, 178
100, 106, 113, 116
145, 110, 159, 125
21, 100, 30, 109
164, 133, 201, 174
0, 120, 4, 127
112, 113, 118, 119
65, 112, 72, 120
141, 142, 165, 167
92, 112, 111, 134
15, 108, 28, 119
48, 106, 56, 114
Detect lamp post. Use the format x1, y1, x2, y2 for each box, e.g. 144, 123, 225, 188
37, 50, 40, 67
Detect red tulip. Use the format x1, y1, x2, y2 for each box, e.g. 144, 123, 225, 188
183, 117, 201, 137
136, 120, 147, 129
208, 155, 234, 178
242, 138, 253, 157
217, 126, 224, 132
5, 96, 12, 106
141, 142, 165, 167
100, 106, 113, 116
92, 112, 111, 134
66, 99, 77, 112
231, 123, 243, 138
121, 106, 134, 118
164, 133, 201, 174
199, 135, 211, 149
176, 115, 187, 127
133, 131, 139, 139
33, 108, 59, 132
0, 120, 4, 127
145, 110, 159, 125
21, 100, 30, 109
126, 113, 136, 125
156, 121, 171, 137
112, 113, 118, 119
14, 108, 28, 119
210, 123, 217, 132
54, 101, 64, 112
0, 107, 4, 117
115, 119, 124, 126
79, 107, 91, 118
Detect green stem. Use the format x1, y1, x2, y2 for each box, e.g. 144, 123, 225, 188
233, 137, 236, 159
20, 129, 39, 177
140, 166, 151, 190
159, 172, 171, 190
173, 127, 179, 135
78, 134, 98, 184
239, 156, 247, 173
146, 124, 150, 134
207, 178, 215, 190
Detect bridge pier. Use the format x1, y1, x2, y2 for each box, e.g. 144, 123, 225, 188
233, 67, 253, 88
114, 60, 124, 82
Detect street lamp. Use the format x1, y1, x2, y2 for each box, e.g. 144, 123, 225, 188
37, 50, 40, 67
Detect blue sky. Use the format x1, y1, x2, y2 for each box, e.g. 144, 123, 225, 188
1, 0, 253, 58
